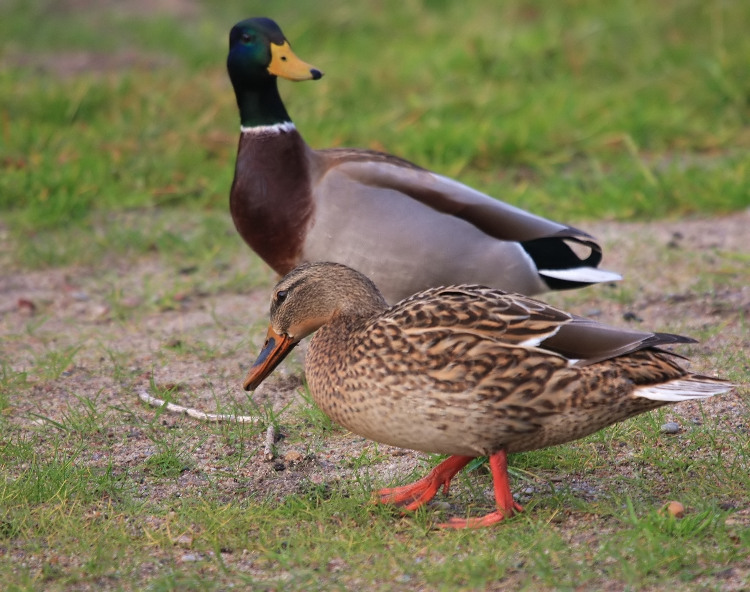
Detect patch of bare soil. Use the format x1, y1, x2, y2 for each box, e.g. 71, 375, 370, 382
1, 210, 749, 587
2, 209, 748, 486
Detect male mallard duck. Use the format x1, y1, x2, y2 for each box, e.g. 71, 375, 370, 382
243, 262, 732, 528
227, 18, 621, 303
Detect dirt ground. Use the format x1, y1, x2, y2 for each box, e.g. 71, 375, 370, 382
1, 209, 748, 508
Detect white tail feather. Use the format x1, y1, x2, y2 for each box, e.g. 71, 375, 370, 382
539, 266, 622, 284
636, 379, 733, 402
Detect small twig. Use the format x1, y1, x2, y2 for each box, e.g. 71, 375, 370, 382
263, 424, 278, 461
136, 388, 261, 424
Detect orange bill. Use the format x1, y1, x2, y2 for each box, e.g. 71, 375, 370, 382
243, 326, 298, 391
268, 41, 323, 81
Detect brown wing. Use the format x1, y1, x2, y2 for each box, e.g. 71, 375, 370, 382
376, 286, 693, 366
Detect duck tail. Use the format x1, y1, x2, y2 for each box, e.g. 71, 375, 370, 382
521, 236, 622, 290
635, 375, 734, 402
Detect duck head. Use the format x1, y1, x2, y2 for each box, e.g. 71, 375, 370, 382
227, 17, 323, 86
227, 18, 323, 128
243, 262, 388, 391
228, 18, 322, 89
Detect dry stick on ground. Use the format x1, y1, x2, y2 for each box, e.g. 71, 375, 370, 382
264, 424, 278, 461
136, 387, 262, 424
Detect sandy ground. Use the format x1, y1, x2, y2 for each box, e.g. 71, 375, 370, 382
0, 208, 749, 589
1, 209, 748, 506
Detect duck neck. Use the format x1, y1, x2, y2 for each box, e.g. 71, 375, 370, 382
336, 292, 390, 328
234, 78, 292, 129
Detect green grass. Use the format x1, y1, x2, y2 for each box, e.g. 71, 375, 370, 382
1, 0, 749, 268
3, 300, 746, 591
1, 0, 749, 590
1, 418, 747, 590
1, 338, 748, 589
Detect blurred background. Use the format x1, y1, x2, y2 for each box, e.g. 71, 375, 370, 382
1, 0, 749, 269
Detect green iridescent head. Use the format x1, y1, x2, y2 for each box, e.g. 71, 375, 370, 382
227, 17, 322, 93
227, 18, 323, 127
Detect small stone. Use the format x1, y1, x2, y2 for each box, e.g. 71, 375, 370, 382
90, 304, 110, 320
17, 298, 36, 315
662, 501, 685, 518
326, 558, 347, 572
173, 534, 194, 548
284, 450, 303, 463
660, 422, 681, 434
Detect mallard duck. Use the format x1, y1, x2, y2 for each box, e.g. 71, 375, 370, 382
226, 18, 621, 303
243, 261, 732, 528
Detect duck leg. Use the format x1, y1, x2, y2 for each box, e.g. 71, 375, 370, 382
440, 449, 523, 529
376, 455, 473, 511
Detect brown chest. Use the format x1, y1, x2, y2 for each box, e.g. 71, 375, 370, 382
229, 130, 315, 273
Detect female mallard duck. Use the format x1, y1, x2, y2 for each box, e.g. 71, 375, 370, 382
243, 262, 732, 528
227, 18, 621, 303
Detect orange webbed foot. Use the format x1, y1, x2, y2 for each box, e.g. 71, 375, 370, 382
376, 450, 521, 529
436, 449, 521, 528
375, 455, 473, 511
438, 502, 524, 529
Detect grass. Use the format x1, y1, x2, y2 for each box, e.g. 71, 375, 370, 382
1, 326, 748, 591
2, 0, 749, 269
1, 0, 749, 590
1, 222, 747, 592
1, 427, 747, 590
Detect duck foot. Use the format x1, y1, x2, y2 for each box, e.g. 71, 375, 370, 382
376, 455, 473, 511
377, 450, 523, 528
438, 504, 524, 529
439, 450, 523, 529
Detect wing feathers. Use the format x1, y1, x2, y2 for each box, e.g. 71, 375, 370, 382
384, 287, 704, 367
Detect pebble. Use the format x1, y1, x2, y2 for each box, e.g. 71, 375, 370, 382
663, 501, 685, 518
284, 450, 303, 463
660, 421, 681, 434
17, 298, 36, 315
173, 534, 194, 548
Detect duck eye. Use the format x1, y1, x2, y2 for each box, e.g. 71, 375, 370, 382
275, 290, 288, 303
241, 33, 256, 43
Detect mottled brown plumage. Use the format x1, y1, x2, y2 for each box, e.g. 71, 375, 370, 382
243, 262, 732, 528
